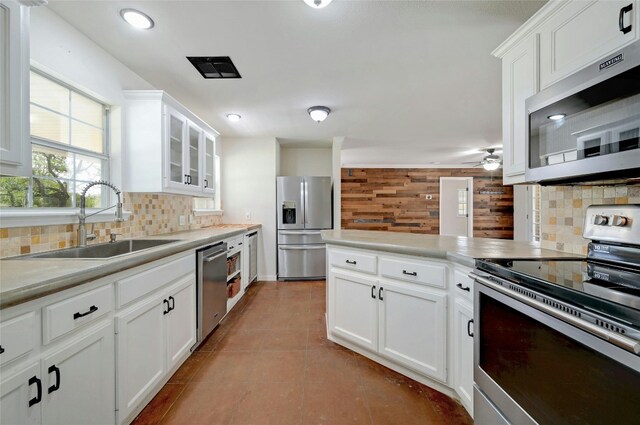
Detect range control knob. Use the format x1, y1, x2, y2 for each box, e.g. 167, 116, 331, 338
612, 215, 628, 227
594, 215, 609, 226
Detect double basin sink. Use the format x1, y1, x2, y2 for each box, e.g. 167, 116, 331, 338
20, 239, 180, 259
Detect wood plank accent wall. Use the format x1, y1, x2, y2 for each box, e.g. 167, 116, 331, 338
341, 168, 514, 239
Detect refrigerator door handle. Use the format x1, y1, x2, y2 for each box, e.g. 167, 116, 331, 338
303, 180, 308, 226
278, 230, 322, 236
279, 245, 326, 250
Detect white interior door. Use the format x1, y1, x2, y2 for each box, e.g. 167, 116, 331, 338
439, 177, 472, 237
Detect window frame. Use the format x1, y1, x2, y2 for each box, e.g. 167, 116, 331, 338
0, 69, 122, 226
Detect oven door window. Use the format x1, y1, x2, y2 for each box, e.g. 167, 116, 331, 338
479, 293, 640, 425
529, 66, 640, 169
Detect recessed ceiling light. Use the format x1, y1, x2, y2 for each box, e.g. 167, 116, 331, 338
308, 106, 331, 122
547, 114, 566, 121
303, 0, 333, 8
120, 9, 154, 30
226, 113, 241, 122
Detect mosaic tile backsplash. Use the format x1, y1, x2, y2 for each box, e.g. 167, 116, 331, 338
540, 185, 640, 255
0, 193, 222, 258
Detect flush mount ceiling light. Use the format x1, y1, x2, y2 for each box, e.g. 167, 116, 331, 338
226, 113, 241, 122
548, 114, 566, 121
303, 0, 333, 8
120, 9, 154, 30
308, 106, 331, 122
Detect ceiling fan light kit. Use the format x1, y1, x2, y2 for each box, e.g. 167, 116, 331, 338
308, 106, 331, 122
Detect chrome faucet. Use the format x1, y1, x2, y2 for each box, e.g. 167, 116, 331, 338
78, 180, 124, 247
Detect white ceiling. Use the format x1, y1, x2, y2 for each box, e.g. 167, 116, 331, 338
46, 0, 544, 166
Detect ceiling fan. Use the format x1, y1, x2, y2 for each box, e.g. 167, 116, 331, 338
463, 148, 502, 171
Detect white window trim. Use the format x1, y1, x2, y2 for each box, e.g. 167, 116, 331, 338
0, 208, 132, 228
193, 209, 223, 217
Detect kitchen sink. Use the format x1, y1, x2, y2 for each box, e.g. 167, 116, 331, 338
19, 239, 181, 259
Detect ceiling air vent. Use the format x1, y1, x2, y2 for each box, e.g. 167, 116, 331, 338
186, 56, 241, 79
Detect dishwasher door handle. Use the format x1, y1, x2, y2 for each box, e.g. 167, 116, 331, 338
204, 251, 227, 262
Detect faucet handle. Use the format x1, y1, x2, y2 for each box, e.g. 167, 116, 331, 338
110, 233, 120, 243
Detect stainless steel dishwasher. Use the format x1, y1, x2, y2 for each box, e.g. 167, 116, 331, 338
196, 242, 227, 346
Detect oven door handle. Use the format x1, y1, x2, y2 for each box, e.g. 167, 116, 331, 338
470, 272, 640, 355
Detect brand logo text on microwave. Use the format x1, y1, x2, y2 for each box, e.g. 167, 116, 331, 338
599, 54, 624, 71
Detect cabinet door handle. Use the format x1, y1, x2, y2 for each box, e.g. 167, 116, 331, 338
467, 319, 474, 338
28, 376, 42, 407
378, 287, 384, 301
48, 365, 61, 394
371, 285, 376, 299
168, 296, 175, 311
456, 283, 471, 292
0, 345, 4, 354
345, 260, 357, 265
184, 174, 189, 184
163, 299, 170, 315
402, 270, 417, 276
73, 305, 98, 320
620, 3, 633, 34
204, 179, 208, 188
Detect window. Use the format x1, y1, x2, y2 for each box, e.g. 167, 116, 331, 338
530, 185, 541, 242
457, 188, 468, 217
0, 70, 109, 208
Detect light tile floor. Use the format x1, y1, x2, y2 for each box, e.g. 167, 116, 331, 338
132, 280, 473, 425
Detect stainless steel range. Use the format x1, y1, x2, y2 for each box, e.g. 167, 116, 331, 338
471, 204, 640, 425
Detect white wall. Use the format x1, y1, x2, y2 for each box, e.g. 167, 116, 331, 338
30, 6, 154, 188
332, 137, 344, 229
221, 137, 278, 280
278, 147, 332, 177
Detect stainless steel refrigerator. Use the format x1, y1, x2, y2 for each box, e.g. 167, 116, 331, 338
277, 176, 332, 280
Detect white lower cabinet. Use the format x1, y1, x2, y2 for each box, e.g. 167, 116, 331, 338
453, 298, 474, 415
115, 272, 196, 424
328, 271, 378, 352
41, 322, 115, 425
378, 280, 447, 382
116, 295, 166, 424
0, 322, 114, 425
165, 277, 196, 370
0, 362, 41, 425
328, 261, 448, 384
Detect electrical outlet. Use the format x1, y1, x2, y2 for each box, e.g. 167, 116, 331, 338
179, 215, 186, 225
245, 211, 251, 221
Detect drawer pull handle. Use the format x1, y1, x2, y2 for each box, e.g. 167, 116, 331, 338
73, 305, 98, 320
168, 296, 175, 312
345, 260, 357, 265
619, 3, 633, 34
48, 365, 61, 393
28, 376, 42, 407
467, 319, 474, 338
402, 270, 417, 276
371, 285, 376, 299
456, 283, 471, 292
0, 345, 4, 354
379, 287, 384, 301
163, 299, 170, 315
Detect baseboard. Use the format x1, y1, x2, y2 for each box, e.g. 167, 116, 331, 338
257, 274, 277, 281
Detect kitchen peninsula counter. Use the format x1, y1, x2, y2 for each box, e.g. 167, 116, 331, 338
0, 224, 261, 309
321, 229, 579, 267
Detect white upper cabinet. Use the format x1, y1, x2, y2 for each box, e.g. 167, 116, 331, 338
0, 0, 31, 176
500, 34, 538, 183
539, 0, 639, 89
493, 0, 638, 185
123, 90, 219, 196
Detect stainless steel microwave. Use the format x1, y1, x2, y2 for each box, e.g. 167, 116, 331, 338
525, 41, 640, 185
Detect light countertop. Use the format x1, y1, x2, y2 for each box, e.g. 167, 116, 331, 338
0, 224, 260, 309
321, 229, 579, 267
